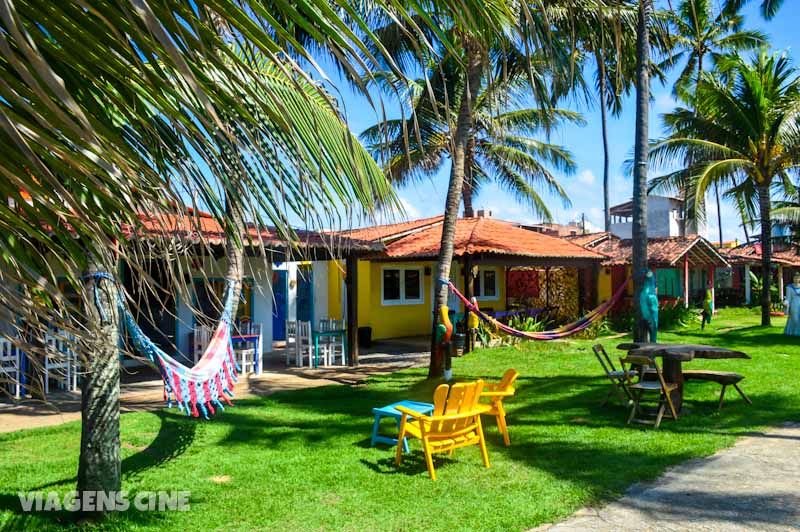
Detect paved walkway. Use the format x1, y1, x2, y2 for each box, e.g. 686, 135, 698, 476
0, 345, 429, 433
536, 423, 800, 532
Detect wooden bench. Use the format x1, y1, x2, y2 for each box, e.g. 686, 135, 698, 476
682, 370, 752, 410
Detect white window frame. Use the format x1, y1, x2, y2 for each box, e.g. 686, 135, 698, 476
475, 267, 500, 301
381, 266, 425, 306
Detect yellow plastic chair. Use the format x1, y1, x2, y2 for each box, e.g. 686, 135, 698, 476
395, 380, 490, 481
480, 369, 519, 446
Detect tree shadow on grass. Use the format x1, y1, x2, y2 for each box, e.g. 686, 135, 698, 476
0, 410, 196, 530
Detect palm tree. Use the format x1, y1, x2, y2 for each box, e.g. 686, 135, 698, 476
661, 0, 767, 245
650, 50, 800, 326
360, 61, 581, 220
581, 2, 638, 231
631, 0, 653, 342
0, 0, 478, 513
367, 1, 576, 377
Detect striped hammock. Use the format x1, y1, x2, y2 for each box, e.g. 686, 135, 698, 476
85, 272, 239, 418
446, 277, 630, 340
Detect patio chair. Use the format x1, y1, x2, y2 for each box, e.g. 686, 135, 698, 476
327, 319, 345, 366
296, 321, 316, 367
619, 354, 678, 429
285, 320, 298, 366
395, 380, 490, 481
480, 368, 519, 446
592, 344, 635, 407
44, 329, 78, 394
0, 338, 20, 399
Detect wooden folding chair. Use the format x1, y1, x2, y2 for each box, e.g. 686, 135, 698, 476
592, 344, 634, 407
619, 354, 678, 429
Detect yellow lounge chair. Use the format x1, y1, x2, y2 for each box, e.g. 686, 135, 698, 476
395, 380, 490, 481
480, 368, 519, 446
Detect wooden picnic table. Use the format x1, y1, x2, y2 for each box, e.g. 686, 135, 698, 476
616, 343, 751, 412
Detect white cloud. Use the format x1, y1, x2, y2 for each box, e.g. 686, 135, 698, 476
653, 91, 678, 114
398, 195, 421, 219
577, 169, 596, 185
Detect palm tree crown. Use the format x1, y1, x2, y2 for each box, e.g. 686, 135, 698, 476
361, 59, 582, 220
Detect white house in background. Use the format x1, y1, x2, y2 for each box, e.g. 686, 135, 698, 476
609, 195, 702, 239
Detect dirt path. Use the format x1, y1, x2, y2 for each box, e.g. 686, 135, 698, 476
535, 423, 800, 531
0, 355, 427, 433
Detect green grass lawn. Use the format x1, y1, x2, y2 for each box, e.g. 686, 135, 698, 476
2, 307, 799, 531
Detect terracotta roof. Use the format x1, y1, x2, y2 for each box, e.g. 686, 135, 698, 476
382, 217, 605, 261
128, 211, 381, 253
566, 231, 612, 248
574, 233, 729, 268
338, 215, 443, 242
721, 243, 800, 267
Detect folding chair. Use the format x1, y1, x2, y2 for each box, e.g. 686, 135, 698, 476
592, 344, 634, 407
619, 354, 679, 429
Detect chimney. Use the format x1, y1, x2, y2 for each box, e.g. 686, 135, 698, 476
476, 209, 492, 218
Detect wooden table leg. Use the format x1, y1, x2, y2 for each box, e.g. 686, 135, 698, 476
661, 358, 684, 413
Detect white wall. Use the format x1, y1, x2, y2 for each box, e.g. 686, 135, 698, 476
175, 255, 273, 358
312, 261, 329, 326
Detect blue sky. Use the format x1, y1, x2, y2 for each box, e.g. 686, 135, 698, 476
330, 2, 797, 242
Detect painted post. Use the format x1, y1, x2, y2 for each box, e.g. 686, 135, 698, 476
345, 253, 359, 367
778, 265, 784, 310
707, 267, 715, 314
683, 255, 690, 308
745, 264, 752, 305
463, 255, 474, 354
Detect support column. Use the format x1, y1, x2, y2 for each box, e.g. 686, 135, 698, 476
707, 267, 715, 314
345, 253, 359, 367
744, 265, 752, 305
462, 255, 474, 354
591, 263, 600, 307
778, 265, 784, 309
683, 255, 690, 308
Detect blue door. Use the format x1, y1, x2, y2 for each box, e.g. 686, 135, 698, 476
296, 267, 314, 323
272, 270, 288, 341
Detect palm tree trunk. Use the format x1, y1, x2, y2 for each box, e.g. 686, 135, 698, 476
632, 0, 651, 342
715, 181, 724, 246
463, 156, 475, 218
429, 37, 483, 378
758, 183, 772, 326
597, 50, 611, 232
77, 254, 121, 515
225, 200, 244, 319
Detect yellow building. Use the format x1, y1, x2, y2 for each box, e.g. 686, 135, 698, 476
331, 214, 605, 341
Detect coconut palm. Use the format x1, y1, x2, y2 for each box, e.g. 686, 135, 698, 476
650, 50, 800, 326
0, 0, 488, 513
660, 0, 767, 245
360, 60, 582, 220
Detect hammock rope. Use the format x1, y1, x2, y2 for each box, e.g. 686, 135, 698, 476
83, 272, 240, 418
444, 276, 631, 340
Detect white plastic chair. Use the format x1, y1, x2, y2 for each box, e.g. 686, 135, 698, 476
0, 338, 20, 399
285, 321, 298, 366
328, 319, 346, 366
296, 321, 315, 368
193, 325, 212, 363
44, 330, 78, 394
